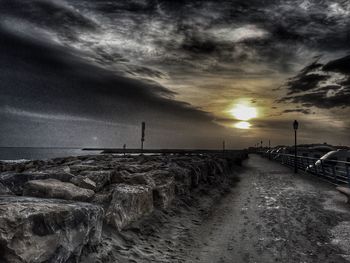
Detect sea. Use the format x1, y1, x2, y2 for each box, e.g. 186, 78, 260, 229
0, 147, 101, 161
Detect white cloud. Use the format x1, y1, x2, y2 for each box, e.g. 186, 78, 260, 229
328, 3, 350, 17
2, 106, 91, 122
208, 25, 269, 43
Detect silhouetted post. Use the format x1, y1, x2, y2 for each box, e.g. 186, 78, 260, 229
261, 140, 263, 151
293, 120, 299, 173
123, 144, 126, 156
141, 122, 145, 153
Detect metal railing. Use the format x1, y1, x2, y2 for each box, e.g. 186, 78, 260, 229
261, 152, 350, 185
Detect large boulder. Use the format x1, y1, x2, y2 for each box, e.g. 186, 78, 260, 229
166, 163, 192, 195
109, 170, 131, 184
147, 170, 175, 209
0, 171, 73, 195
80, 170, 113, 191
23, 179, 95, 202
110, 170, 175, 209
115, 163, 159, 173
70, 176, 97, 191
69, 165, 102, 174
0, 182, 13, 196
32, 166, 71, 175
0, 196, 103, 263
105, 184, 153, 230
110, 170, 154, 186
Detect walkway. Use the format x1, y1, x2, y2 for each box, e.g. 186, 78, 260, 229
185, 154, 350, 262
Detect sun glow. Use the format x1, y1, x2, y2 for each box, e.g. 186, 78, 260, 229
230, 104, 257, 121
234, 121, 251, 129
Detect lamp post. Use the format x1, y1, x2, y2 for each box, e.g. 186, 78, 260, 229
293, 120, 299, 173
141, 122, 145, 153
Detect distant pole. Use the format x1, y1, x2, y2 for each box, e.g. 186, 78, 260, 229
123, 144, 126, 156
293, 120, 299, 173
141, 122, 145, 153
261, 140, 263, 150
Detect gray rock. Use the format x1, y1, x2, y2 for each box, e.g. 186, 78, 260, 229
81, 170, 112, 191
92, 192, 113, 205
39, 166, 71, 174
105, 184, 153, 230
116, 163, 157, 173
0, 171, 73, 195
69, 165, 103, 174
23, 179, 95, 202
109, 170, 130, 184
0, 196, 103, 263
0, 182, 13, 196
111, 170, 155, 186
152, 178, 175, 209
70, 176, 97, 191
166, 164, 192, 195
147, 170, 175, 209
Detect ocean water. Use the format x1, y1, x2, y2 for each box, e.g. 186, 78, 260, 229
0, 147, 101, 161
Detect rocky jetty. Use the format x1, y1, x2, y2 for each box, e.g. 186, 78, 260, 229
0, 152, 247, 263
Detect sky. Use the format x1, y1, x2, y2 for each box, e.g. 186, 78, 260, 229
0, 0, 349, 149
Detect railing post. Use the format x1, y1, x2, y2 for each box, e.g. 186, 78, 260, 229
300, 157, 304, 170
314, 162, 318, 176
321, 160, 325, 178
332, 164, 337, 184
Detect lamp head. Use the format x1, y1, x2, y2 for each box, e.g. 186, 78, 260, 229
293, 120, 299, 130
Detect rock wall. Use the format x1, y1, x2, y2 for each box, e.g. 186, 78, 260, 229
0, 197, 103, 263
0, 152, 247, 263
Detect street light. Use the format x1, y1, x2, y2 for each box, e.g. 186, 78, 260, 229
293, 120, 299, 173
141, 122, 145, 153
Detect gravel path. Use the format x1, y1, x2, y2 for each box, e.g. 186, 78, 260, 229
182, 154, 350, 262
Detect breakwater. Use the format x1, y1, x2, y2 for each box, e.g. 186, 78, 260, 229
0, 152, 247, 262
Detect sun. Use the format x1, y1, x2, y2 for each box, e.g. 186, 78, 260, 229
234, 121, 251, 129
230, 104, 257, 121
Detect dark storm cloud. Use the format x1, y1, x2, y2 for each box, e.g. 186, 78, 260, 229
284, 91, 350, 109
3, 0, 350, 76
126, 66, 167, 79
0, 25, 212, 126
281, 55, 350, 109
1, 0, 350, 147
323, 54, 350, 74
282, 109, 312, 114
285, 73, 329, 94
0, 0, 96, 28
61, 0, 350, 74
0, 0, 98, 42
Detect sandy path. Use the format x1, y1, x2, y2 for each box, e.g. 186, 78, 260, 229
95, 154, 350, 263
182, 154, 350, 263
